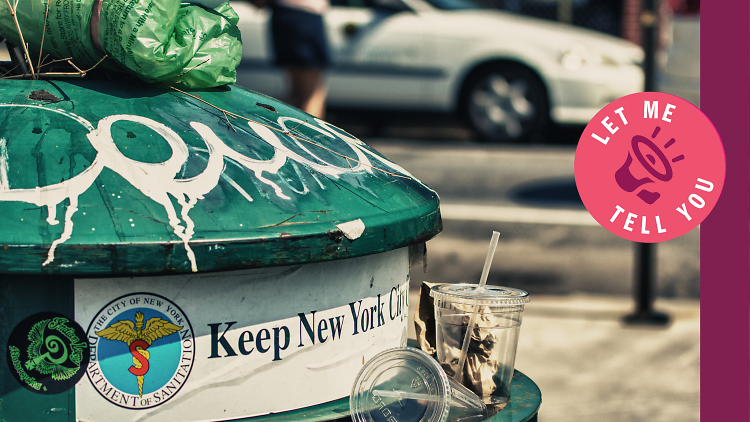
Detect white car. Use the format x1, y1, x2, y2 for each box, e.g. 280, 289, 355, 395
233, 0, 645, 142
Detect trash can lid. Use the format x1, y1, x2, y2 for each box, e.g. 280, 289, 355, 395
0, 79, 441, 275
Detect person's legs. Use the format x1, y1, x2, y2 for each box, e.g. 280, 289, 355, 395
286, 67, 327, 118
270, 6, 330, 117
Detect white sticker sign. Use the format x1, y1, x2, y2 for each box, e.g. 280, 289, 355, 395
75, 248, 410, 422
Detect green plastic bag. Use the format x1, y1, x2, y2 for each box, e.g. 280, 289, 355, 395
0, 0, 242, 88
0, 0, 103, 69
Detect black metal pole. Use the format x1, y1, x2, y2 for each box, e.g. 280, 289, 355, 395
636, 242, 655, 313
624, 242, 669, 324
641, 0, 657, 92
622, 0, 669, 326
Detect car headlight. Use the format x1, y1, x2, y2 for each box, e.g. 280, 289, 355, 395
560, 44, 619, 70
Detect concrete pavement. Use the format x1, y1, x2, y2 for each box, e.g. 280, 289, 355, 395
407, 290, 700, 422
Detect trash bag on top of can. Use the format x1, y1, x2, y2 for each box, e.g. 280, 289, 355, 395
0, 0, 242, 88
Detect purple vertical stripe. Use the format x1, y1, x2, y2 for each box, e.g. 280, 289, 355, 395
701, 1, 750, 421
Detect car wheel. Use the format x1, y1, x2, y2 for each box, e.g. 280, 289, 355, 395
463, 64, 548, 142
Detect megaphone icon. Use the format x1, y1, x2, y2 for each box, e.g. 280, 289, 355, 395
615, 128, 682, 205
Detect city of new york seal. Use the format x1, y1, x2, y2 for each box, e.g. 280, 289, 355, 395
86, 293, 195, 409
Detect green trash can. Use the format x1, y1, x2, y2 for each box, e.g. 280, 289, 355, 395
0, 79, 442, 421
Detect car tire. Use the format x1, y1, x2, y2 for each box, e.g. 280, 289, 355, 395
462, 64, 548, 143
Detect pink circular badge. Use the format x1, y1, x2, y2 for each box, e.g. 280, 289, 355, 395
575, 92, 726, 243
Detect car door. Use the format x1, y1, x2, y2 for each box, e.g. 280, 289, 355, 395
325, 0, 429, 108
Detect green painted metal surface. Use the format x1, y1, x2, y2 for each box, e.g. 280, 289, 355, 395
487, 370, 542, 422
0, 79, 441, 275
0, 276, 76, 422
232, 370, 541, 422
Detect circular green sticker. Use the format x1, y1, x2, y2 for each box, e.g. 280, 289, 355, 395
6, 312, 90, 395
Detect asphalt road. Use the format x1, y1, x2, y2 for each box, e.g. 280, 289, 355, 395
362, 138, 700, 300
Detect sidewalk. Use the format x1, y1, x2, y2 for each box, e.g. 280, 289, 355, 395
408, 292, 700, 422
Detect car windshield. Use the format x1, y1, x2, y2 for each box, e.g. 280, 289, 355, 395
421, 0, 482, 10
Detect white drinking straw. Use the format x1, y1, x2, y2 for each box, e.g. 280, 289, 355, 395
453, 231, 500, 383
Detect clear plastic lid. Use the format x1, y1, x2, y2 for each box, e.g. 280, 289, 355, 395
350, 348, 452, 422
429, 284, 530, 307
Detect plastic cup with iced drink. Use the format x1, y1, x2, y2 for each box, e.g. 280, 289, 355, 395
350, 347, 488, 422
430, 284, 529, 406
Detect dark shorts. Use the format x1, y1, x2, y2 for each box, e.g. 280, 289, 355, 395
270, 6, 332, 69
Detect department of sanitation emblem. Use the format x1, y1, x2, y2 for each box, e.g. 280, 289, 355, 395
86, 293, 194, 409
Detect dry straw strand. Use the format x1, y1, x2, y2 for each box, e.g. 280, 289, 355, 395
0, 3, 108, 80
4, 0, 35, 78
36, 0, 51, 76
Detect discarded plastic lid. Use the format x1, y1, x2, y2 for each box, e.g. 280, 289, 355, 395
430, 284, 530, 307
350, 347, 488, 422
